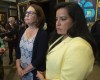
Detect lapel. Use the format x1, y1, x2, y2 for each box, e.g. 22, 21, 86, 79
48, 36, 72, 54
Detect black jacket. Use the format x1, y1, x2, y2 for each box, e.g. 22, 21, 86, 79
16, 28, 48, 71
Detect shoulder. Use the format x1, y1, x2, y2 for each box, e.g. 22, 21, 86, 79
18, 28, 26, 39
65, 37, 94, 61
38, 29, 48, 37
69, 37, 92, 50
19, 28, 26, 34
39, 29, 47, 34
35, 29, 48, 43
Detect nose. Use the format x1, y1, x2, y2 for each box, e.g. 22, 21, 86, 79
56, 19, 61, 26
25, 14, 29, 17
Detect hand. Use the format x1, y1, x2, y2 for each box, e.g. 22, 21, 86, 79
0, 48, 6, 54
3, 36, 10, 41
36, 71, 45, 80
17, 67, 24, 78
23, 69, 27, 75
3, 36, 7, 40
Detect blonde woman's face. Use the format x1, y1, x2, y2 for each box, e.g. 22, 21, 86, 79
24, 6, 38, 25
56, 8, 73, 35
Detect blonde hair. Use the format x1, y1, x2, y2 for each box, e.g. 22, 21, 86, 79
8, 17, 15, 23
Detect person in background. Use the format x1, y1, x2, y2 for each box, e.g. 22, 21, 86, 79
0, 37, 6, 64
91, 20, 100, 62
0, 25, 6, 80
16, 4, 48, 80
36, 2, 97, 80
4, 17, 19, 65
0, 38, 5, 80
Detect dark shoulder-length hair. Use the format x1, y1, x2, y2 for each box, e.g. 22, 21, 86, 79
29, 4, 45, 28
50, 2, 97, 56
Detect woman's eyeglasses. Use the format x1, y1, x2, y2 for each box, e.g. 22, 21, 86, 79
25, 11, 36, 17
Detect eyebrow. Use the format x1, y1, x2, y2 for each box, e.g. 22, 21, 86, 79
26, 11, 36, 14
56, 16, 68, 18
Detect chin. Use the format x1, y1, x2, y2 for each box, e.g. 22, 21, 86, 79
57, 31, 62, 35
57, 32, 65, 35
25, 22, 28, 24
25, 22, 30, 25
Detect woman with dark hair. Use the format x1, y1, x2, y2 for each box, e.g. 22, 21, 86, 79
16, 4, 48, 80
37, 2, 96, 80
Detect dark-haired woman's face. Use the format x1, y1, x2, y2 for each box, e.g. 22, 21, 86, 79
56, 8, 73, 35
